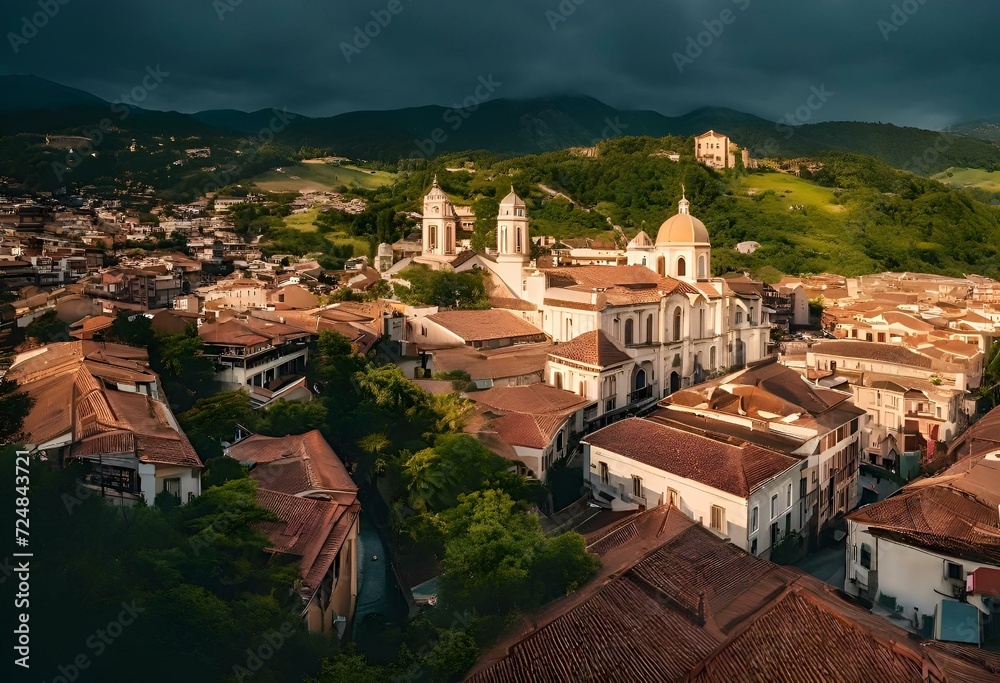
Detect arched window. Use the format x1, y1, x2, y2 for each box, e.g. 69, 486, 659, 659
515, 228, 522, 253
710, 346, 717, 370
698, 254, 707, 279
429, 228, 437, 251
624, 318, 634, 345
642, 256, 647, 266
677, 257, 687, 278
610, 375, 617, 396
613, 318, 621, 340
635, 368, 647, 390
699, 309, 705, 338
579, 381, 586, 398
499, 226, 507, 252
554, 372, 563, 390
657, 256, 666, 277
646, 315, 653, 343
673, 308, 682, 342
565, 317, 573, 340
556, 432, 564, 452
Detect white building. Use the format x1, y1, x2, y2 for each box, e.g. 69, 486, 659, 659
845, 440, 1000, 645
584, 417, 803, 559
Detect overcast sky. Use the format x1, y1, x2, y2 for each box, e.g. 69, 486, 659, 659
0, 0, 994, 128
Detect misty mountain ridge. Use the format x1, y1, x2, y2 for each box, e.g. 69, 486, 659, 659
1, 75, 999, 174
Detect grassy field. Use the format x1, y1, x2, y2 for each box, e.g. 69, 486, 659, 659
735, 173, 844, 213
282, 208, 371, 257
932, 166, 1000, 192
253, 160, 397, 193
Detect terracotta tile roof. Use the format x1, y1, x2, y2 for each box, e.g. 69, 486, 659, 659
254, 488, 359, 592
812, 340, 933, 369
431, 343, 551, 381
228, 430, 357, 496
489, 296, 537, 311
584, 418, 799, 498
468, 514, 980, 683
880, 311, 937, 331
471, 384, 592, 450
426, 309, 545, 343
475, 383, 592, 415
9, 341, 201, 469
847, 456, 1000, 564
549, 330, 631, 368
541, 264, 697, 307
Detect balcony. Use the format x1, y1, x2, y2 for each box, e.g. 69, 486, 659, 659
628, 385, 654, 404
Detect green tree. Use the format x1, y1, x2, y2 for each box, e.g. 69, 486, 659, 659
256, 399, 329, 437
24, 309, 70, 343
0, 377, 34, 446
107, 312, 156, 348
471, 196, 499, 251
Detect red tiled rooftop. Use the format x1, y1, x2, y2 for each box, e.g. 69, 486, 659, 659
426, 309, 545, 343
549, 329, 631, 368
584, 418, 798, 498
812, 340, 933, 368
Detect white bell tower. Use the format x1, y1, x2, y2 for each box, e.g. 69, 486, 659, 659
494, 186, 530, 293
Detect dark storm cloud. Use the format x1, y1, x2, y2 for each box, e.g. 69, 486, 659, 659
0, 0, 995, 127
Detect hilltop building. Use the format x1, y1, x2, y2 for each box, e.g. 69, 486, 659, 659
695, 130, 753, 170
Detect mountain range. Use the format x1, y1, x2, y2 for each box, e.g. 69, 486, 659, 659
2, 74, 1000, 173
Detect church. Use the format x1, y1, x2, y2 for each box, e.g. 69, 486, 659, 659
406, 179, 772, 427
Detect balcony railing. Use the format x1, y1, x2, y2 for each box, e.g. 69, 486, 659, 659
628, 385, 654, 404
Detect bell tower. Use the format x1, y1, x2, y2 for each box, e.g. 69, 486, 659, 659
493, 186, 530, 294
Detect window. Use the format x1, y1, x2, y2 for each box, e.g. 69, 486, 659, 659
877, 332, 886, 343
667, 488, 680, 508
710, 505, 725, 533
646, 315, 653, 344
553, 372, 563, 390
632, 476, 643, 498
945, 561, 964, 581
750, 538, 758, 555
673, 308, 682, 341
736, 311, 743, 325
876, 390, 881, 407
677, 257, 686, 278
599, 462, 609, 484
751, 506, 759, 533
698, 254, 706, 279
624, 318, 634, 345
515, 228, 522, 253
163, 477, 181, 499
786, 483, 793, 507
770, 494, 778, 520
556, 432, 564, 453
860, 543, 872, 569
936, 406, 942, 419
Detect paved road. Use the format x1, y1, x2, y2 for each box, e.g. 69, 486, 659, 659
794, 544, 847, 591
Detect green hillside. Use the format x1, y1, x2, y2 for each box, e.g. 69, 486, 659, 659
323, 138, 1000, 280
252, 160, 397, 192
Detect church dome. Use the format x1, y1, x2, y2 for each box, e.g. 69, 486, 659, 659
655, 196, 710, 246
